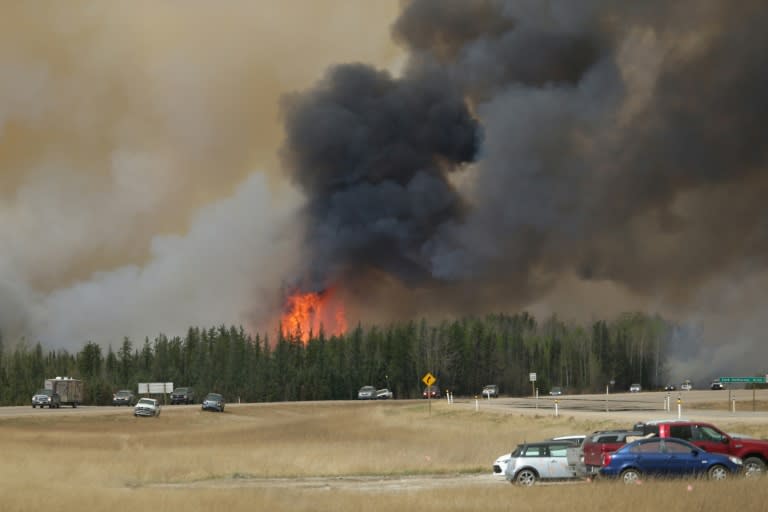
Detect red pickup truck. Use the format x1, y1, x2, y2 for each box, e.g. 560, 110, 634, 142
636, 420, 768, 476
577, 430, 645, 477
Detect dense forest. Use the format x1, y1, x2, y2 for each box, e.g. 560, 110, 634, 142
0, 312, 674, 405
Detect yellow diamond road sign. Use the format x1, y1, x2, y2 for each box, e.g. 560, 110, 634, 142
422, 372, 436, 387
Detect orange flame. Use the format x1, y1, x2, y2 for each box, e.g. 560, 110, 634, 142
281, 287, 348, 342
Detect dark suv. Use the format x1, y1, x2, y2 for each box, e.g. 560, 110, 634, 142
112, 389, 136, 406
170, 387, 196, 405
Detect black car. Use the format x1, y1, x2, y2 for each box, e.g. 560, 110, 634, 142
711, 381, 725, 390
170, 387, 196, 405
202, 392, 225, 412
664, 384, 676, 391
112, 389, 136, 406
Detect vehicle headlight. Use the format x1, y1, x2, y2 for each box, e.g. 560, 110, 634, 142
729, 456, 743, 465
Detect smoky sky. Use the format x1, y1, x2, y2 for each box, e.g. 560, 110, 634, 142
281, 0, 768, 378
4, 0, 768, 381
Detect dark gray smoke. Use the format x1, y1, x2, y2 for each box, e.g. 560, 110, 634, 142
281, 0, 768, 378
281, 63, 479, 289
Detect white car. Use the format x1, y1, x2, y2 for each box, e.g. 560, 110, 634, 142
503, 440, 581, 485
493, 435, 585, 478
134, 398, 161, 417
376, 388, 393, 399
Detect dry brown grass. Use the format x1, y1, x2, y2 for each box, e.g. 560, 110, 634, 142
1, 401, 767, 512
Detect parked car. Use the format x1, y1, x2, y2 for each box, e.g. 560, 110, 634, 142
549, 386, 563, 396
664, 384, 676, 391
422, 385, 441, 399
494, 435, 586, 478
482, 384, 499, 398
634, 419, 768, 477
578, 430, 645, 477
170, 387, 196, 405
112, 389, 136, 406
134, 398, 161, 417
599, 437, 743, 483
376, 388, 393, 400
503, 440, 581, 486
202, 392, 225, 412
629, 383, 642, 393
357, 386, 377, 400
711, 381, 725, 390
31, 389, 61, 409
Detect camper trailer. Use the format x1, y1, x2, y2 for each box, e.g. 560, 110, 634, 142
44, 377, 83, 407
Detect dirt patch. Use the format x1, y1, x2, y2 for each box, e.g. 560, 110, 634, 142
148, 473, 508, 492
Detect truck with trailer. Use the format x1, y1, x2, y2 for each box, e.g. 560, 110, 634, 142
43, 377, 83, 408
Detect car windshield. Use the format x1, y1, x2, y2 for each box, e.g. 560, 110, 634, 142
116, 390, 132, 396
174, 388, 188, 393
138, 398, 155, 405
206, 394, 222, 400
36, 389, 52, 396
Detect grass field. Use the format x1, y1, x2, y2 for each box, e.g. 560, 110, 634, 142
1, 401, 767, 511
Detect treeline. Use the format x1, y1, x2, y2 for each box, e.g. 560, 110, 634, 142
0, 312, 673, 405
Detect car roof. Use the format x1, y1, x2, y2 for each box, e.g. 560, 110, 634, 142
518, 440, 578, 448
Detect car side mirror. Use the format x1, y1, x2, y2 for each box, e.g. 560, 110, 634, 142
691, 450, 699, 457
722, 436, 729, 444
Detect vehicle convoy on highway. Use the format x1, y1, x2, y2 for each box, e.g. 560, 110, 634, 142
599, 437, 743, 483
32, 377, 83, 408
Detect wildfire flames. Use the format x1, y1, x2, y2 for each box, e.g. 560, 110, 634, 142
280, 287, 348, 342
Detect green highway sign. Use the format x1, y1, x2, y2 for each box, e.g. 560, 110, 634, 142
719, 376, 767, 384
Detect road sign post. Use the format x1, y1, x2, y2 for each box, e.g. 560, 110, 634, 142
422, 372, 436, 416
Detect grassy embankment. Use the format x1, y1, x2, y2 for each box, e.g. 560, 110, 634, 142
1, 400, 767, 511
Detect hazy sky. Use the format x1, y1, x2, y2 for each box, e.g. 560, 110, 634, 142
2, 1, 767, 382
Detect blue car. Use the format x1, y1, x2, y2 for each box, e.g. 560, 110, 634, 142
599, 438, 742, 483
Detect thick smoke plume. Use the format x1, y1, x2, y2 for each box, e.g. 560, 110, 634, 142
0, 1, 401, 349
281, 0, 768, 379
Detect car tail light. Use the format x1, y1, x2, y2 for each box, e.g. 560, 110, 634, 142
602, 453, 612, 466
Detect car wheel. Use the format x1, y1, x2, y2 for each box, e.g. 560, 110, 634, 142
620, 468, 642, 484
744, 457, 767, 478
708, 464, 729, 481
32, 405, 36, 408
515, 469, 537, 486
